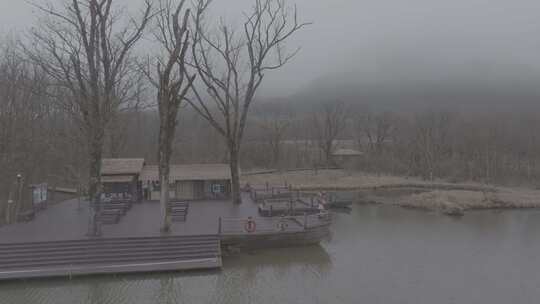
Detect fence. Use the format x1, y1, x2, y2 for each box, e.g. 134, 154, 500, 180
218, 212, 331, 235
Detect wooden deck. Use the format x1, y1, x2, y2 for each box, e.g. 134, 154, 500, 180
0, 235, 221, 281
0, 193, 331, 280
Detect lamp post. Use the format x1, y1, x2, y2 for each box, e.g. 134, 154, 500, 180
5, 174, 22, 225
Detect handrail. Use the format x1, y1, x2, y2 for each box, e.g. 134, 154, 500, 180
218, 212, 331, 236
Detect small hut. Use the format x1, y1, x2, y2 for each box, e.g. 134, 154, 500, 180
101, 158, 145, 202
332, 149, 363, 168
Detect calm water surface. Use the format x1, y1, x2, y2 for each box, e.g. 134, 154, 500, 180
2, 205, 540, 304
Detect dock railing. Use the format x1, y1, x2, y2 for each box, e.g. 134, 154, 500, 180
249, 184, 292, 202
218, 212, 331, 236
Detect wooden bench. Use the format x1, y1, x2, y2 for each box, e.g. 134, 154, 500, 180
169, 202, 189, 222
97, 209, 123, 224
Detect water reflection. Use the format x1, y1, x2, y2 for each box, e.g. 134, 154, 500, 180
2, 205, 540, 304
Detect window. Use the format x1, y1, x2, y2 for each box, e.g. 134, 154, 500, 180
212, 183, 224, 194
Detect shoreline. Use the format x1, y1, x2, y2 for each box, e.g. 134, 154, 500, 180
243, 169, 540, 216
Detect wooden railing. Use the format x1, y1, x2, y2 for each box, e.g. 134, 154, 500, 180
218, 212, 331, 235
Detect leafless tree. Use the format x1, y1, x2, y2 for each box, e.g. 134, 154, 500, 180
0, 40, 52, 220
262, 118, 290, 168
188, 0, 308, 204
359, 110, 395, 153
142, 0, 204, 232
312, 101, 347, 166
24, 0, 152, 236
409, 110, 455, 181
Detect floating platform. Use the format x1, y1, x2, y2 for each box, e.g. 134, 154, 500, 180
219, 213, 332, 249
0, 235, 221, 281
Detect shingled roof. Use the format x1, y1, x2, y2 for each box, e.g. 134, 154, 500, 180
101, 158, 145, 175
332, 148, 363, 156
141, 164, 232, 182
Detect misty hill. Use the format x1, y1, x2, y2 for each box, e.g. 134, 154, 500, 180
287, 61, 540, 112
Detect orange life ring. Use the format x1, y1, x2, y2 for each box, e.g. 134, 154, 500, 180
244, 218, 257, 233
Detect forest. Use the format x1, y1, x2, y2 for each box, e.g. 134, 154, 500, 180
2, 0, 540, 231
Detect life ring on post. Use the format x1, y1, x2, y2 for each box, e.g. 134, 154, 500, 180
244, 217, 257, 233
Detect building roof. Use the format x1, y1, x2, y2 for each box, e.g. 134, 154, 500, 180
332, 148, 363, 156
102, 175, 134, 183
101, 158, 145, 175
140, 164, 232, 182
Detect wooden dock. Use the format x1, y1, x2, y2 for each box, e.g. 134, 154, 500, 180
219, 213, 332, 249
258, 198, 320, 217
0, 235, 221, 281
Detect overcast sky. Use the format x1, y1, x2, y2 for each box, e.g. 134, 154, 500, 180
1, 0, 540, 97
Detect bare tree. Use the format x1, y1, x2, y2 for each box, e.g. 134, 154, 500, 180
312, 101, 347, 166
0, 39, 52, 220
359, 110, 395, 153
25, 0, 152, 236
409, 110, 455, 181
188, 0, 308, 204
261, 117, 290, 168
142, 0, 203, 232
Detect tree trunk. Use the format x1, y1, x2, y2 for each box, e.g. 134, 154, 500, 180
229, 146, 241, 204
87, 129, 104, 237
158, 120, 173, 232
159, 167, 171, 232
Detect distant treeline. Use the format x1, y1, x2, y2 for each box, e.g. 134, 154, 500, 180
2, 38, 540, 207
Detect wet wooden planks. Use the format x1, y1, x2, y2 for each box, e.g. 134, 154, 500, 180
0, 235, 221, 281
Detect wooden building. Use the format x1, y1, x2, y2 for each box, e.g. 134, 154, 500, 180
140, 164, 232, 201
332, 148, 363, 167
101, 158, 145, 201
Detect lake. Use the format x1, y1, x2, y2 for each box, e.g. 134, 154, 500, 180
2, 204, 540, 304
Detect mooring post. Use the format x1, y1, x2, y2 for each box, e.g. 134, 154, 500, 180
303, 212, 308, 230
5, 199, 12, 225
218, 217, 222, 235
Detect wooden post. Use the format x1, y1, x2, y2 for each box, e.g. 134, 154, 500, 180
77, 187, 82, 210
5, 200, 12, 225
270, 205, 273, 217
218, 217, 222, 235
13, 174, 24, 221
303, 212, 308, 230
266, 182, 269, 191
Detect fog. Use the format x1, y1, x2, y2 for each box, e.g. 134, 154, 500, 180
1, 0, 540, 99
